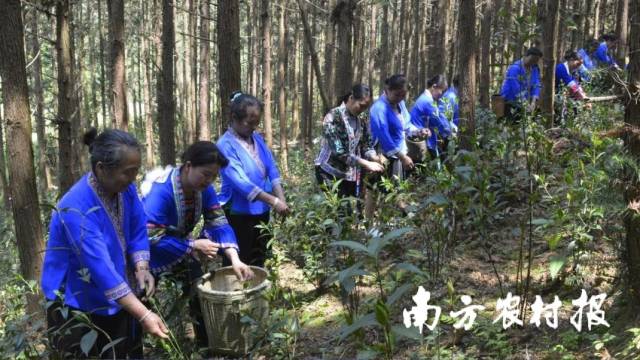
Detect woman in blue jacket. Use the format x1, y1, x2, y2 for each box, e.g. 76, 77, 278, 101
42, 129, 168, 358
141, 141, 254, 347
500, 47, 543, 121
369, 74, 428, 179
217, 92, 290, 268
410, 74, 450, 159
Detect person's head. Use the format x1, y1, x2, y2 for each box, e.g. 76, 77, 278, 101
564, 50, 584, 71
84, 128, 141, 195
340, 84, 372, 116
426, 74, 448, 100
602, 34, 618, 48
523, 47, 543, 67
180, 141, 229, 192
384, 74, 409, 105
585, 39, 600, 54
229, 91, 264, 138
450, 76, 460, 88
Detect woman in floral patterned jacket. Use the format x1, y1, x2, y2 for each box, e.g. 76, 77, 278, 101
314, 84, 385, 198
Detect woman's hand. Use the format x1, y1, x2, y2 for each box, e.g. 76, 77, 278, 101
140, 312, 170, 339
272, 197, 290, 215
231, 261, 255, 281
399, 153, 414, 170
194, 239, 220, 258
224, 248, 255, 281
361, 159, 385, 173
135, 268, 156, 298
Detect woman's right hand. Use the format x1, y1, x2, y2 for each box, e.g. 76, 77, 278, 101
193, 239, 220, 258
399, 153, 414, 170
140, 312, 169, 339
362, 160, 385, 173
273, 198, 290, 215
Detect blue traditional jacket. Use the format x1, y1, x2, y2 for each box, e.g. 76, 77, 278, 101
440, 86, 459, 127
370, 94, 418, 157
500, 59, 541, 102
577, 49, 595, 81
42, 173, 150, 316
594, 42, 618, 67
555, 62, 587, 100
217, 129, 281, 215
141, 166, 239, 273
410, 90, 451, 150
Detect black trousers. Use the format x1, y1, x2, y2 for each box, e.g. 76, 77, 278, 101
157, 257, 208, 349
223, 211, 271, 268
315, 166, 358, 198
47, 300, 143, 359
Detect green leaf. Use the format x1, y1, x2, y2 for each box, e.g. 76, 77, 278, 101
391, 324, 423, 340
547, 233, 562, 250
331, 240, 369, 254
549, 255, 566, 280
386, 283, 413, 306
374, 301, 390, 327
99, 338, 126, 356
426, 193, 449, 205
369, 227, 413, 256
394, 262, 427, 276
338, 313, 378, 341
531, 218, 552, 226
80, 330, 98, 356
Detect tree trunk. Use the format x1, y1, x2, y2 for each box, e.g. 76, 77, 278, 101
540, 0, 560, 128
623, 0, 640, 302
291, 27, 301, 140
184, 0, 197, 144
98, 0, 108, 126
458, 0, 476, 150
430, 0, 451, 77
108, 0, 129, 130
56, 0, 80, 194
409, 0, 421, 94
479, 0, 493, 108
0, 117, 10, 211
324, 0, 336, 106
0, 0, 46, 315
261, 0, 273, 146
30, 10, 52, 193
571, 0, 584, 49
593, 0, 602, 39
217, 0, 241, 129
302, 18, 310, 149
501, 0, 512, 77
297, 0, 330, 114
278, 1, 289, 173
158, 0, 176, 166
198, 0, 211, 140
615, 0, 629, 65
333, 0, 356, 101
379, 3, 390, 89
368, 3, 377, 90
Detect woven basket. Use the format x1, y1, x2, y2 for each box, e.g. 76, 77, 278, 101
196, 266, 270, 356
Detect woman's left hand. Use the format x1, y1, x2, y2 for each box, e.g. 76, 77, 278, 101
232, 261, 255, 281
135, 269, 155, 298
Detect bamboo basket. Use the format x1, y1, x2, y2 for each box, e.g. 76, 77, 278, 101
197, 266, 270, 356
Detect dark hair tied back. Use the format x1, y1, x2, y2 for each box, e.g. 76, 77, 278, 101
384, 74, 407, 91
526, 47, 543, 57
337, 84, 371, 106
229, 90, 264, 122
84, 127, 141, 171
427, 74, 447, 89
181, 141, 229, 168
